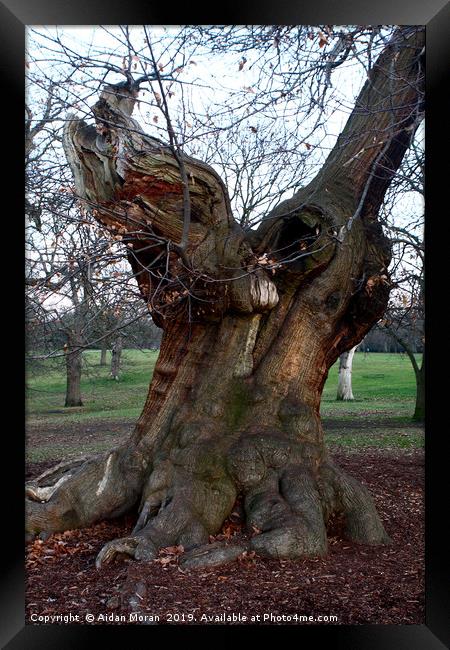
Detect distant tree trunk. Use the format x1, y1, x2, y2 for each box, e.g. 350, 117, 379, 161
110, 335, 123, 381
64, 334, 83, 407
100, 342, 108, 366
384, 328, 424, 422
413, 352, 425, 422
337, 346, 357, 401
27, 28, 424, 568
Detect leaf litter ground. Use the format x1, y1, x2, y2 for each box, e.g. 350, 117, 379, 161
26, 449, 424, 626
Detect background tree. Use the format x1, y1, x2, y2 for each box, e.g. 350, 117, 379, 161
377, 133, 424, 420
110, 333, 124, 380
336, 345, 358, 402
26, 75, 152, 404
108, 306, 126, 381
25, 26, 424, 569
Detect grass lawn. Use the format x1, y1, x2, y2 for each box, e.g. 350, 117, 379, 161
322, 352, 424, 450
26, 349, 159, 422
322, 351, 422, 415
26, 350, 424, 461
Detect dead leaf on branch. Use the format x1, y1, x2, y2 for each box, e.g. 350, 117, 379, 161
365, 274, 390, 295
318, 31, 329, 48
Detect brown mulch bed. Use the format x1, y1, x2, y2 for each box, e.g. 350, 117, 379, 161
25, 449, 424, 626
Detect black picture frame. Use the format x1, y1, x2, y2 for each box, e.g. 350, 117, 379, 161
3, 1, 449, 646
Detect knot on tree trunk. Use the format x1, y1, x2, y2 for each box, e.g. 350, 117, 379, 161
227, 269, 279, 314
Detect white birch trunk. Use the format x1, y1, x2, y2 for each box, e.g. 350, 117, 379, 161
336, 346, 357, 401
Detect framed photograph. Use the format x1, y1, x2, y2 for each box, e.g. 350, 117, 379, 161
2, 0, 448, 646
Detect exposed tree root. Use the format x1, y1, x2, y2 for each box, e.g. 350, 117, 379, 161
319, 461, 391, 545
26, 446, 146, 537
25, 428, 390, 570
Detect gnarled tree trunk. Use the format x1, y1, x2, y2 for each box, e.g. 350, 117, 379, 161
26, 28, 424, 568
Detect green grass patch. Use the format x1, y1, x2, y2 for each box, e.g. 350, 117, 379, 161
324, 429, 424, 450
26, 350, 423, 454
26, 442, 115, 463
321, 351, 421, 415
26, 349, 159, 424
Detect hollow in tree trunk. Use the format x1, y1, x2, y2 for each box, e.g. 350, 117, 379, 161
336, 346, 357, 401
26, 28, 424, 568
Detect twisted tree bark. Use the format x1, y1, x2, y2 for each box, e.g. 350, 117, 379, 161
26, 28, 424, 568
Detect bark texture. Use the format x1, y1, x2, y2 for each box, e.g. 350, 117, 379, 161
26, 28, 424, 568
